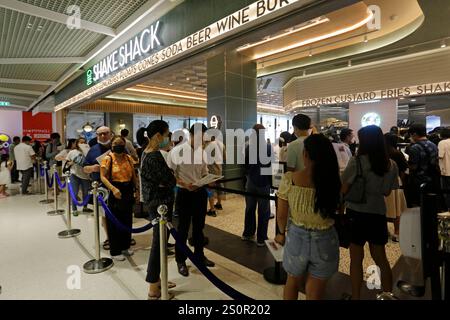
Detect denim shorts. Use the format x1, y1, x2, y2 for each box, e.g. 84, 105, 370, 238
283, 224, 339, 280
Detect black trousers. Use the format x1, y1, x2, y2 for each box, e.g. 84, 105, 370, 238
175, 188, 207, 263
20, 167, 34, 193
11, 161, 19, 182
107, 182, 134, 256
146, 201, 173, 283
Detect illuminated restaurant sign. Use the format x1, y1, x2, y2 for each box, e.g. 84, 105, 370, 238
288, 81, 450, 109
57, 0, 305, 111
89, 21, 162, 84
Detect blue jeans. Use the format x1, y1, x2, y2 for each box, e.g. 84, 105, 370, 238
70, 174, 90, 211
243, 179, 270, 243
283, 224, 339, 279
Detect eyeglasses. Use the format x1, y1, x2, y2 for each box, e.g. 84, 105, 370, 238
97, 132, 110, 136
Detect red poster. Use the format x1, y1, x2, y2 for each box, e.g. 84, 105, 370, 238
22, 112, 53, 142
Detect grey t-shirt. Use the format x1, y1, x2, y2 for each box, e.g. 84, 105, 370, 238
286, 136, 306, 171
342, 155, 399, 215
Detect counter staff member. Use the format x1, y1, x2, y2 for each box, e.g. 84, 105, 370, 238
168, 123, 215, 277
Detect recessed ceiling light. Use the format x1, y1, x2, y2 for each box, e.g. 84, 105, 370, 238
411, 99, 417, 102
186, 77, 190, 81
441, 39, 447, 48
169, 83, 173, 86
363, 34, 368, 43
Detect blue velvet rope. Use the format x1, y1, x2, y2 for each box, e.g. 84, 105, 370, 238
40, 166, 45, 177
98, 195, 155, 233
67, 180, 91, 207
54, 172, 67, 189
45, 169, 54, 188
168, 227, 254, 301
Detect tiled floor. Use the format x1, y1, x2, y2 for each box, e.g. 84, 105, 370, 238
0, 186, 418, 300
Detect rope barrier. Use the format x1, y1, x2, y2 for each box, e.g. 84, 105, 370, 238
98, 195, 155, 234
67, 180, 91, 207
39, 166, 45, 177
45, 168, 54, 188
54, 172, 67, 189
207, 185, 277, 201
168, 226, 254, 301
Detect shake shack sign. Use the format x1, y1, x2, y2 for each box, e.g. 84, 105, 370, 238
59, 0, 305, 111
88, 21, 162, 85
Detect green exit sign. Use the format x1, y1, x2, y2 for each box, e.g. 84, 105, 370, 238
0, 101, 10, 107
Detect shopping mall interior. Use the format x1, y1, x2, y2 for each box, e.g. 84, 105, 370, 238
1, 0, 450, 302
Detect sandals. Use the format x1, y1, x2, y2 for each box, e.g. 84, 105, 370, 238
148, 291, 175, 300
159, 281, 176, 289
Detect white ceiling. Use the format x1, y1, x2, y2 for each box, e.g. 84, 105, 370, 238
0, 0, 183, 111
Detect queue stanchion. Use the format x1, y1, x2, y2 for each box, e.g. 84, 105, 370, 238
37, 159, 43, 194
58, 175, 81, 238
39, 161, 54, 204
83, 181, 113, 274
47, 164, 64, 216
158, 205, 169, 300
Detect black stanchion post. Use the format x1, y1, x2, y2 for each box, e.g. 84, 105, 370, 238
47, 164, 65, 215
83, 181, 113, 274
39, 161, 54, 204
158, 205, 169, 300
58, 175, 81, 238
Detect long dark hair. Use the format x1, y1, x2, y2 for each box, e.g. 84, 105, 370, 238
136, 120, 169, 147
303, 134, 341, 219
358, 125, 390, 176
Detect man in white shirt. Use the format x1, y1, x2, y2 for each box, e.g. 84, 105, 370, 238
14, 136, 36, 194
286, 114, 312, 172
168, 123, 215, 277
438, 128, 450, 208
332, 142, 352, 174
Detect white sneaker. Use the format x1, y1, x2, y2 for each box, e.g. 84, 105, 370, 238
111, 254, 125, 261
122, 249, 134, 256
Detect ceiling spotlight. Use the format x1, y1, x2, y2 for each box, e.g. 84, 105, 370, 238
303, 70, 307, 77
363, 34, 368, 43
169, 83, 173, 86
82, 122, 93, 133
308, 48, 313, 57
411, 99, 417, 102
348, 60, 352, 67
186, 77, 190, 81
441, 39, 447, 48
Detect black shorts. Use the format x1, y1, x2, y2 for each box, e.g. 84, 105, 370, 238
346, 208, 388, 246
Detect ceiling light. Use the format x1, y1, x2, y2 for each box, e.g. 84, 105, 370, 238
169, 83, 173, 86
126, 87, 206, 101
363, 34, 368, 43
441, 39, 447, 48
308, 48, 313, 57
253, 11, 373, 60
411, 99, 417, 102
237, 16, 329, 52
348, 60, 352, 67
82, 123, 93, 133
186, 77, 190, 81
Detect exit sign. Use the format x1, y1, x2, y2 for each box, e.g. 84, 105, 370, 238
0, 101, 10, 106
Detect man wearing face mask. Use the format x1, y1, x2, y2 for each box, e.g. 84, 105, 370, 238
287, 114, 312, 172
83, 126, 113, 249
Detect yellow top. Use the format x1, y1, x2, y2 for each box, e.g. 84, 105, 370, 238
277, 172, 334, 230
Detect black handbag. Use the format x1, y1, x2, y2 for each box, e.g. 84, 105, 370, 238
344, 156, 366, 204
334, 214, 351, 249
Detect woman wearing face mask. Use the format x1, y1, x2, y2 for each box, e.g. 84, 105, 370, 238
100, 136, 137, 261
137, 120, 177, 300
